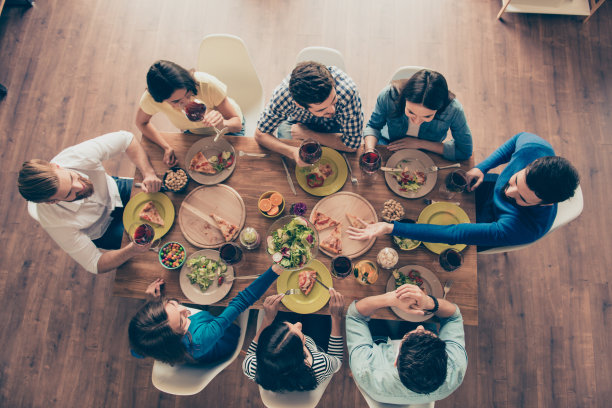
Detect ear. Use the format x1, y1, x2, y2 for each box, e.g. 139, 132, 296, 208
293, 100, 309, 110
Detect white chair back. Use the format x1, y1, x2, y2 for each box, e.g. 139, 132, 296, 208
254, 310, 335, 408
355, 383, 435, 408
197, 34, 264, 136
27, 201, 39, 221
389, 66, 426, 82
480, 185, 584, 254
151, 307, 250, 395
296, 46, 346, 72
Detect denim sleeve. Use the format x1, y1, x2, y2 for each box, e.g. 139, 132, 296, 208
364, 87, 392, 140
444, 100, 473, 161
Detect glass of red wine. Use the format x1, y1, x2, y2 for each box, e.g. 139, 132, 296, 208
298, 139, 322, 165
331, 255, 353, 279
440, 169, 468, 199
439, 248, 463, 272
219, 242, 244, 267
128, 223, 156, 247
359, 149, 382, 177
183, 98, 228, 141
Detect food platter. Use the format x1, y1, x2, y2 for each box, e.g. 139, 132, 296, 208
122, 192, 175, 240
417, 202, 470, 254
385, 265, 443, 322
295, 147, 348, 196
276, 259, 333, 314
178, 185, 245, 248
309, 192, 378, 258
185, 137, 236, 185
384, 149, 436, 198
179, 249, 234, 305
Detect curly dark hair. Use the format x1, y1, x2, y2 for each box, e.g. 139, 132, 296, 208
392, 69, 455, 118
289, 61, 335, 108
525, 156, 579, 204
397, 331, 448, 394
146, 60, 198, 103
254, 322, 318, 392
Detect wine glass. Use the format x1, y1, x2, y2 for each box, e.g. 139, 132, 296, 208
440, 169, 468, 199
127, 223, 159, 249
183, 98, 228, 141
439, 248, 463, 272
219, 242, 244, 268
359, 149, 382, 178
331, 255, 353, 279
298, 139, 322, 166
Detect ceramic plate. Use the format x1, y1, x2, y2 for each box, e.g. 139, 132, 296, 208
179, 249, 234, 305
276, 259, 333, 314
295, 147, 348, 196
417, 202, 470, 254
122, 192, 174, 240
185, 138, 236, 185
384, 149, 436, 198
385, 265, 443, 322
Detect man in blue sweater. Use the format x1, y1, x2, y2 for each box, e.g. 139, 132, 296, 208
348, 133, 580, 251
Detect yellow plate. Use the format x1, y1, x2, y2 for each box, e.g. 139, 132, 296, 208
122, 192, 175, 241
276, 259, 333, 314
295, 147, 348, 196
417, 202, 470, 254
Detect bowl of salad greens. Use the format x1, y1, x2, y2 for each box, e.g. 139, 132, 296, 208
266, 215, 319, 271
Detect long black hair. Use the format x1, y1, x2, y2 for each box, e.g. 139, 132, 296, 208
255, 322, 318, 392
146, 60, 198, 103
392, 69, 455, 117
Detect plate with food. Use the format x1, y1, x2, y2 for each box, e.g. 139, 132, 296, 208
295, 147, 348, 196
178, 185, 245, 248
122, 192, 175, 240
417, 202, 470, 254
276, 259, 333, 314
185, 138, 236, 185
385, 265, 443, 322
266, 216, 318, 271
179, 249, 234, 305
309, 192, 378, 258
384, 149, 436, 198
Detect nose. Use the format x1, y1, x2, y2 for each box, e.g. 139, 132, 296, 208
416, 325, 424, 332
411, 116, 424, 125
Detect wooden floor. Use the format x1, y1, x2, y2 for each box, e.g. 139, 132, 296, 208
1, 1, 611, 407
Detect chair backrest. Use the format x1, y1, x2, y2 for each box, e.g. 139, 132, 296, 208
151, 308, 250, 395
389, 66, 426, 82
254, 310, 335, 408
355, 383, 435, 408
296, 46, 346, 72
480, 185, 584, 254
27, 201, 39, 221
197, 34, 264, 136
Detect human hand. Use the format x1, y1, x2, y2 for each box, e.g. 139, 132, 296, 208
395, 284, 434, 312
163, 147, 178, 167
127, 241, 154, 254
291, 146, 310, 167
141, 173, 162, 193
387, 138, 422, 152
145, 278, 165, 300
271, 264, 284, 275
466, 167, 484, 192
346, 222, 393, 241
262, 293, 285, 326
202, 110, 224, 129
328, 288, 345, 319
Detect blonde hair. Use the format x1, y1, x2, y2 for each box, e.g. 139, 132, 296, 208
18, 159, 59, 202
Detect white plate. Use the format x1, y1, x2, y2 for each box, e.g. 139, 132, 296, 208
185, 138, 236, 185
179, 249, 234, 305
385, 265, 443, 322
384, 149, 436, 198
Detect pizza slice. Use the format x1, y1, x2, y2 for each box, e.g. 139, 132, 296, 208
189, 151, 216, 174
346, 213, 370, 229
311, 210, 340, 231
210, 213, 239, 241
319, 224, 342, 254
139, 201, 165, 226
298, 269, 317, 296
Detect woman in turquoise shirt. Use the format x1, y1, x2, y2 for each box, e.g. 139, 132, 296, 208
364, 69, 472, 161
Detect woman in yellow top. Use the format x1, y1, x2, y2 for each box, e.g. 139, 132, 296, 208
136, 60, 244, 166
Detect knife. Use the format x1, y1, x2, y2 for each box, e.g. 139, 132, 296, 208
314, 276, 330, 290
280, 157, 297, 195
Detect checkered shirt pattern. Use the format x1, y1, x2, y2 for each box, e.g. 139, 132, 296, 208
257, 66, 364, 149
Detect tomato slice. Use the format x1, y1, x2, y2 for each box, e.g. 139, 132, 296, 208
306, 173, 324, 188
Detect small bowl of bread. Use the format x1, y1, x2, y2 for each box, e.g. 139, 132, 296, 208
163, 167, 189, 193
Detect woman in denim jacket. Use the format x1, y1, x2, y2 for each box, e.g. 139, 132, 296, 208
364, 69, 472, 161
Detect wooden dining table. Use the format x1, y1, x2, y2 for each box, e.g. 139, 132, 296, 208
114, 133, 478, 325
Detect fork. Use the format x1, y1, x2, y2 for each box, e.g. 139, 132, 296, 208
283, 288, 299, 296
443, 280, 454, 299
239, 150, 267, 158
425, 163, 461, 173
342, 153, 358, 185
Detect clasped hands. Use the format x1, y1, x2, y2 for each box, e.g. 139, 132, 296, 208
388, 284, 435, 315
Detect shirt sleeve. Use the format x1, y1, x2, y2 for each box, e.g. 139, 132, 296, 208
198, 72, 228, 108
443, 100, 473, 161
475, 133, 522, 173
43, 226, 102, 273
53, 131, 134, 170
336, 87, 364, 149
364, 86, 391, 140
438, 306, 468, 390
139, 91, 159, 116
257, 81, 293, 135
345, 301, 375, 367
242, 340, 258, 380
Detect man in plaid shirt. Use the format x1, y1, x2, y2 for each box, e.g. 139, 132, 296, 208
255, 61, 364, 166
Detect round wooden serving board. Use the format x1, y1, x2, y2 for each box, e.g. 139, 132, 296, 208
310, 192, 378, 258
178, 185, 245, 248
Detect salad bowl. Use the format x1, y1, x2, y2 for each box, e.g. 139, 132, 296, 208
266, 215, 319, 271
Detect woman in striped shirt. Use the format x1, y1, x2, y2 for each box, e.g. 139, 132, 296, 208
242, 288, 345, 391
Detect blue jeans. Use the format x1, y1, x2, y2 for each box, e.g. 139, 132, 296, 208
92, 177, 132, 250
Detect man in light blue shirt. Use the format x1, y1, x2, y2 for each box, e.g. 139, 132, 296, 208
346, 284, 467, 405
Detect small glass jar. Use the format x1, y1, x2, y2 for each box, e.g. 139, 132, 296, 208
239, 227, 260, 250
377, 247, 399, 270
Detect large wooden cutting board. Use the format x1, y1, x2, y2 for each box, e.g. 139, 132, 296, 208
310, 192, 378, 258
178, 185, 245, 248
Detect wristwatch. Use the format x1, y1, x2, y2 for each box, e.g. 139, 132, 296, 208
425, 295, 439, 313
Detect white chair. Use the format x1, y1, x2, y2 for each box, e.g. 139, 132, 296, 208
255, 310, 337, 408
296, 46, 346, 72
27, 201, 39, 221
480, 185, 584, 254
151, 307, 250, 395
389, 66, 426, 82
197, 34, 264, 136
355, 383, 434, 408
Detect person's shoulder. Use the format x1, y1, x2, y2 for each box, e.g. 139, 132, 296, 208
515, 132, 555, 154
329, 66, 358, 91
194, 71, 224, 87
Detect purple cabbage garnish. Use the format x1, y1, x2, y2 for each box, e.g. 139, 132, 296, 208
290, 202, 307, 216
306, 234, 314, 244
281, 247, 291, 257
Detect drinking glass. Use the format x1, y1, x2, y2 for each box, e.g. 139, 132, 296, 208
359, 149, 382, 176
439, 248, 463, 272
183, 98, 228, 140
128, 223, 157, 247
331, 255, 353, 279
298, 139, 322, 165
440, 169, 468, 199
219, 242, 244, 267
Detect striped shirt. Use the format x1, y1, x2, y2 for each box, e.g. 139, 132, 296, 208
256, 66, 364, 149
243, 335, 344, 385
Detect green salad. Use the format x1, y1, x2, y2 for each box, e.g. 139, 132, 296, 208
186, 256, 228, 292
267, 217, 316, 269
393, 235, 421, 250
393, 269, 425, 290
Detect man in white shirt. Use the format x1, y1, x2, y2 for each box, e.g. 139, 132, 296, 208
17, 130, 161, 274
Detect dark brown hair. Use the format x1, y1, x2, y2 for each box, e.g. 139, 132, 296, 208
146, 60, 198, 103
397, 331, 448, 394
18, 159, 59, 202
289, 61, 335, 108
391, 69, 455, 118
